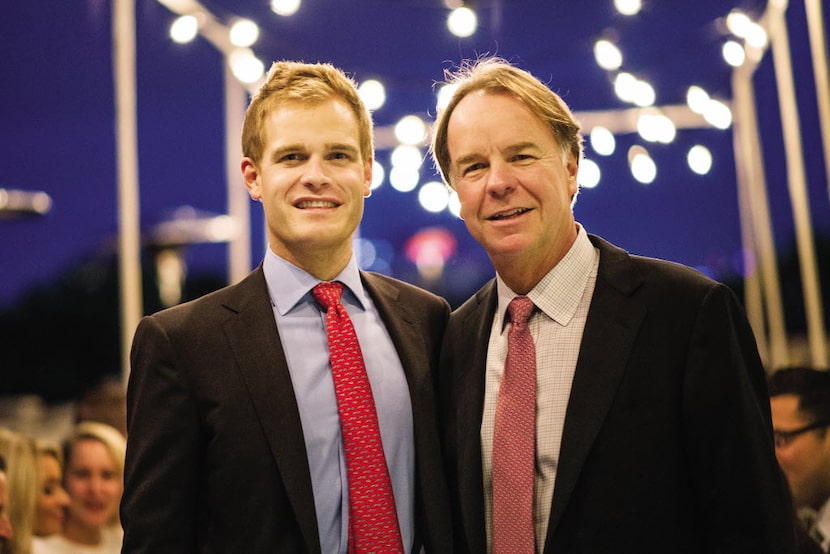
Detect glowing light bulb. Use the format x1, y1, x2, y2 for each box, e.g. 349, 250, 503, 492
229, 19, 259, 47
170, 15, 198, 44
447, 6, 477, 37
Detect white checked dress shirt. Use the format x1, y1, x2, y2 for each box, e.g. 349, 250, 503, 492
481, 225, 599, 553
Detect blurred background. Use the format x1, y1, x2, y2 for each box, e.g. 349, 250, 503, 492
1, 0, 828, 433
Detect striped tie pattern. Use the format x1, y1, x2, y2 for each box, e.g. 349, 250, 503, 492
492, 296, 536, 554
313, 281, 404, 554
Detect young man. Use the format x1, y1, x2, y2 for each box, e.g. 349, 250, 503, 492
431, 57, 795, 552
121, 61, 451, 553
770, 367, 830, 552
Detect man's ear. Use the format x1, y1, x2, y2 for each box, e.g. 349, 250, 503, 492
241, 158, 262, 201
363, 157, 373, 198
566, 152, 579, 196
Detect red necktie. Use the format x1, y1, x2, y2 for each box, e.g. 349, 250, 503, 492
492, 296, 536, 554
312, 281, 404, 554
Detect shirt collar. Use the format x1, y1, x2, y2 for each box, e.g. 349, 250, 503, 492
262, 248, 366, 316
816, 498, 830, 549
495, 223, 597, 332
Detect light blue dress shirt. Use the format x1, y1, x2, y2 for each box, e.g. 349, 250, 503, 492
262, 250, 415, 553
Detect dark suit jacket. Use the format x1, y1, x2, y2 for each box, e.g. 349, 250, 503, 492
121, 267, 452, 553
439, 235, 796, 553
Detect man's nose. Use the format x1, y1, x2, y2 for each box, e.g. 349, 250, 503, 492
485, 160, 515, 196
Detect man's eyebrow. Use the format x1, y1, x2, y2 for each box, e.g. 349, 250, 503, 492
454, 153, 481, 168
453, 142, 540, 168
268, 144, 304, 160
269, 143, 360, 159
326, 142, 360, 154
503, 141, 539, 155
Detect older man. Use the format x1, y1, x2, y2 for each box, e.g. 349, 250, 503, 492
431, 57, 795, 553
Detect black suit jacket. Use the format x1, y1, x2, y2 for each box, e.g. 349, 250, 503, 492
439, 235, 796, 553
121, 267, 452, 553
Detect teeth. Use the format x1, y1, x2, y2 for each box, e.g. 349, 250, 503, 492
491, 208, 528, 220
297, 200, 337, 208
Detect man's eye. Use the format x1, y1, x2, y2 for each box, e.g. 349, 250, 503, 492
279, 153, 302, 162
329, 152, 351, 160
463, 163, 485, 175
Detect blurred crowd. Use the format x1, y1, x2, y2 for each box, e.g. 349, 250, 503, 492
0, 367, 828, 553
0, 381, 126, 554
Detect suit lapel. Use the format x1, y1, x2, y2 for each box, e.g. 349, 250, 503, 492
220, 268, 320, 554
362, 273, 436, 551
455, 282, 498, 554
544, 236, 647, 544
362, 273, 426, 385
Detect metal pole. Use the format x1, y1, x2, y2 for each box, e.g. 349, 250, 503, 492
804, 0, 830, 205
732, 64, 790, 368
224, 64, 251, 284
114, 0, 143, 384
732, 104, 769, 365
768, 0, 828, 367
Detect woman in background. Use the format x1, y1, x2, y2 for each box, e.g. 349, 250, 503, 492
31, 442, 70, 552
34, 422, 124, 554
0, 428, 38, 554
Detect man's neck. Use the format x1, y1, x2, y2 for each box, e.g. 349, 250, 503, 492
272, 244, 353, 281
491, 227, 579, 295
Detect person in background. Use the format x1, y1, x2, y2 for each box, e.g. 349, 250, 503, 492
121, 60, 451, 553
75, 379, 127, 438
770, 366, 830, 553
31, 442, 70, 552
430, 56, 795, 552
0, 435, 70, 554
0, 455, 13, 554
35, 422, 124, 554
0, 428, 37, 554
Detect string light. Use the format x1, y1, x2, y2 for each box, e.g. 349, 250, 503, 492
170, 15, 198, 43
688, 145, 713, 175
722, 40, 746, 67
358, 79, 386, 111
594, 39, 623, 70
371, 162, 385, 190
271, 0, 301, 16
614, 0, 642, 16
229, 19, 259, 48
447, 6, 477, 38
579, 159, 601, 189
394, 115, 427, 145
436, 84, 459, 112
637, 111, 676, 144
590, 126, 616, 156
686, 85, 711, 114
228, 48, 264, 83
389, 167, 420, 192
418, 181, 451, 213
156, 0, 747, 213
629, 146, 657, 184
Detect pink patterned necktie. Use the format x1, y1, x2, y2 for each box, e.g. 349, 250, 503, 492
492, 296, 537, 554
312, 281, 404, 554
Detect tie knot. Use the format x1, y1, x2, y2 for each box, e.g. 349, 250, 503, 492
312, 281, 344, 310
508, 296, 534, 327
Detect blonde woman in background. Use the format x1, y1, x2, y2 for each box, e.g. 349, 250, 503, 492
35, 423, 124, 554
0, 428, 38, 554
31, 443, 69, 552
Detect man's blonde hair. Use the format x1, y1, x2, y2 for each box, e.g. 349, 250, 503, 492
242, 60, 374, 165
